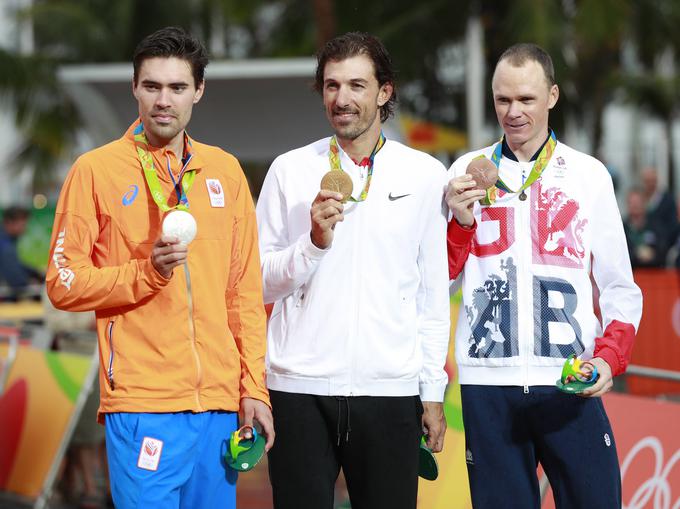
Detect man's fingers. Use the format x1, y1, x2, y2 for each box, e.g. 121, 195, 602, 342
580, 379, 612, 398
257, 413, 275, 451
579, 375, 612, 398
425, 422, 446, 452
313, 190, 344, 205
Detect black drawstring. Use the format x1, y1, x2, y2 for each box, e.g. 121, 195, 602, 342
336, 397, 342, 446
335, 396, 352, 445
345, 398, 351, 442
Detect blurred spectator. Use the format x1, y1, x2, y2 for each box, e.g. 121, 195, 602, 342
0, 206, 44, 301
624, 188, 668, 267
641, 167, 678, 254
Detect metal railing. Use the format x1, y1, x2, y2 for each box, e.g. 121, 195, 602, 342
625, 364, 680, 383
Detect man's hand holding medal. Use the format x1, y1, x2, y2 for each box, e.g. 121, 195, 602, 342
311, 170, 353, 249
445, 157, 498, 228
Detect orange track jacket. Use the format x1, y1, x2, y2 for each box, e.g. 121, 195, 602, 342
46, 120, 269, 422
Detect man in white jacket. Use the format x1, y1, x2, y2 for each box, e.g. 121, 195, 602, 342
446, 43, 642, 508
256, 32, 450, 509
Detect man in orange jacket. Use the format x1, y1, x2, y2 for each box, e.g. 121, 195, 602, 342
46, 26, 273, 509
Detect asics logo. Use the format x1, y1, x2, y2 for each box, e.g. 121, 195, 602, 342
122, 185, 139, 206
388, 192, 411, 201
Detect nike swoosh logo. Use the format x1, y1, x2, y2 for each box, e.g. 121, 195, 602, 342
388, 192, 411, 201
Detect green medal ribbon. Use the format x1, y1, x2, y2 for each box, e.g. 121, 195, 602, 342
484, 129, 557, 205
328, 132, 386, 202
133, 122, 196, 212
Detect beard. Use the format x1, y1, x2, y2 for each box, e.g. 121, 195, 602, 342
329, 108, 373, 141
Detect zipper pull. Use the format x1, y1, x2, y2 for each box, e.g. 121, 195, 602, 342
523, 384, 529, 394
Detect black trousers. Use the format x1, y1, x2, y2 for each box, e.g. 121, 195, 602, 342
268, 390, 423, 509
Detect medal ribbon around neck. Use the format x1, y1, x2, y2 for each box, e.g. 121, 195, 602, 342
485, 129, 557, 205
328, 132, 386, 202
134, 122, 196, 212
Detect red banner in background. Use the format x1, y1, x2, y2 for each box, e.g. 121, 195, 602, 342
627, 269, 680, 397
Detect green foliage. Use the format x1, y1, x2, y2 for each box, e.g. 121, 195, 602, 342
3, 0, 680, 189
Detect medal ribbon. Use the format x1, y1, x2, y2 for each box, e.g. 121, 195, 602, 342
328, 132, 386, 202
134, 122, 196, 212
484, 129, 557, 205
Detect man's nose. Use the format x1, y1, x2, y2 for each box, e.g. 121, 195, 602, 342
335, 85, 351, 108
155, 87, 171, 108
507, 100, 522, 117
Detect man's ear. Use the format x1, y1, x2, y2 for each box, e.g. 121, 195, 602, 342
193, 80, 205, 104
378, 82, 393, 107
548, 84, 559, 110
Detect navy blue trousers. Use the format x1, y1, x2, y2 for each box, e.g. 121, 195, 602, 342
461, 385, 621, 509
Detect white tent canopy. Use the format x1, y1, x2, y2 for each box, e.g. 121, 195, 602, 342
58, 58, 331, 163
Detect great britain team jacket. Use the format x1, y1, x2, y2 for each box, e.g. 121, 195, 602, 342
447, 138, 642, 388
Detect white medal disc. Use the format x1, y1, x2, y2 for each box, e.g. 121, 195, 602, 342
162, 210, 197, 246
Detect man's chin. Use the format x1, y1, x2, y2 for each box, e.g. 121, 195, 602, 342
333, 125, 362, 141
145, 124, 181, 144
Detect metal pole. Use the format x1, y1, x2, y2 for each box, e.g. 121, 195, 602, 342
465, 15, 485, 151
625, 364, 680, 382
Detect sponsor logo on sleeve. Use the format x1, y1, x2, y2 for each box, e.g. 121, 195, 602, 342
52, 229, 75, 290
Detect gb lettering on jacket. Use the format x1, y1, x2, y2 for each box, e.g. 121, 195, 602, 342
465, 181, 587, 360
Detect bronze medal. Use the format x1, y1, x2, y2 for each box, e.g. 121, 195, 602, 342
320, 171, 354, 203
466, 157, 499, 191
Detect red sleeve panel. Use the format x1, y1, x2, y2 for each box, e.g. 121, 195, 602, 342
593, 320, 636, 376
447, 219, 476, 280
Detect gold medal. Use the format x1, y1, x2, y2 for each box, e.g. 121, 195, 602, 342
320, 171, 354, 203
466, 157, 499, 191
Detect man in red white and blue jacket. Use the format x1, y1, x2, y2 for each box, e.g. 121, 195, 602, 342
446, 43, 642, 509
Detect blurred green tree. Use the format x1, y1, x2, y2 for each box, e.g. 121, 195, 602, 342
2, 0, 680, 192
621, 0, 680, 189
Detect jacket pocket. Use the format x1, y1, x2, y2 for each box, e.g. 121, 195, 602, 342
106, 319, 116, 390
293, 285, 306, 308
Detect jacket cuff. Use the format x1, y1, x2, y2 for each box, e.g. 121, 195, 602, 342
592, 320, 636, 377
447, 217, 476, 245
593, 345, 623, 377
141, 258, 172, 288
240, 388, 272, 409
419, 382, 447, 403
299, 232, 330, 260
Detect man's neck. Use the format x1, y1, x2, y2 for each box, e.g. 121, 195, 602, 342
336, 125, 382, 163
504, 129, 551, 163
145, 130, 185, 159
507, 139, 542, 163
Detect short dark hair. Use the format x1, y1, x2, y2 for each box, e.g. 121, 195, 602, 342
497, 43, 555, 87
2, 206, 29, 223
314, 32, 397, 122
133, 27, 209, 88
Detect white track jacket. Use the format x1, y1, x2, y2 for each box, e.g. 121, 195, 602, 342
257, 137, 451, 402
